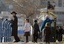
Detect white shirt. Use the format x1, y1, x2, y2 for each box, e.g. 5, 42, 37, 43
24, 22, 31, 32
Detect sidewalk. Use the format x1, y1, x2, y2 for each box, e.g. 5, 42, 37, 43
0, 42, 63, 44
0, 34, 64, 44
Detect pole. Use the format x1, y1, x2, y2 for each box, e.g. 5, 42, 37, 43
54, 18, 56, 42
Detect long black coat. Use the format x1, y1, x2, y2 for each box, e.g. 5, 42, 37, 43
11, 16, 18, 36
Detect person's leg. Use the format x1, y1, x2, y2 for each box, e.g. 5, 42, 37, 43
33, 34, 35, 42
14, 35, 20, 42
48, 37, 50, 44
45, 42, 47, 44
35, 35, 37, 42
35, 37, 37, 43
45, 37, 48, 44
35, 34, 38, 43
26, 36, 28, 43
0, 37, 3, 42
48, 42, 50, 44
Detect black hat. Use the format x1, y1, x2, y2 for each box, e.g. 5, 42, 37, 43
11, 11, 17, 14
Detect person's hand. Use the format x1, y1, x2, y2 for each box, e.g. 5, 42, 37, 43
11, 15, 14, 20
40, 31, 42, 33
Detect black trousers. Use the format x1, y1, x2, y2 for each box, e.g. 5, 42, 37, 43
33, 35, 38, 42
33, 33, 38, 42
14, 35, 20, 42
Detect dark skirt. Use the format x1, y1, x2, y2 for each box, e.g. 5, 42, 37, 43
24, 32, 30, 36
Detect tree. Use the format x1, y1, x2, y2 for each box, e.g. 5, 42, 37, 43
13, 0, 40, 18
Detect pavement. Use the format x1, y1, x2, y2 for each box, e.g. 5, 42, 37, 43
0, 34, 64, 44
0, 42, 63, 44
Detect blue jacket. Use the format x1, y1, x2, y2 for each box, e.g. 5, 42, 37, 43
41, 18, 52, 31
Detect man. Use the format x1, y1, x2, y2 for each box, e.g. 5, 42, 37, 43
33, 20, 40, 43
11, 11, 20, 42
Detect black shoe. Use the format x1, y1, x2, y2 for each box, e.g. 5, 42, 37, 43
14, 40, 20, 42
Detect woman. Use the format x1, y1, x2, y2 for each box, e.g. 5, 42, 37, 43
44, 22, 51, 44
24, 19, 31, 43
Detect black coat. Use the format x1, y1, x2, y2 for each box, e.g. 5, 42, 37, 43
44, 27, 51, 42
11, 16, 18, 36
33, 23, 40, 36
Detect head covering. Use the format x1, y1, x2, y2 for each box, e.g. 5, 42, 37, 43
11, 11, 17, 14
